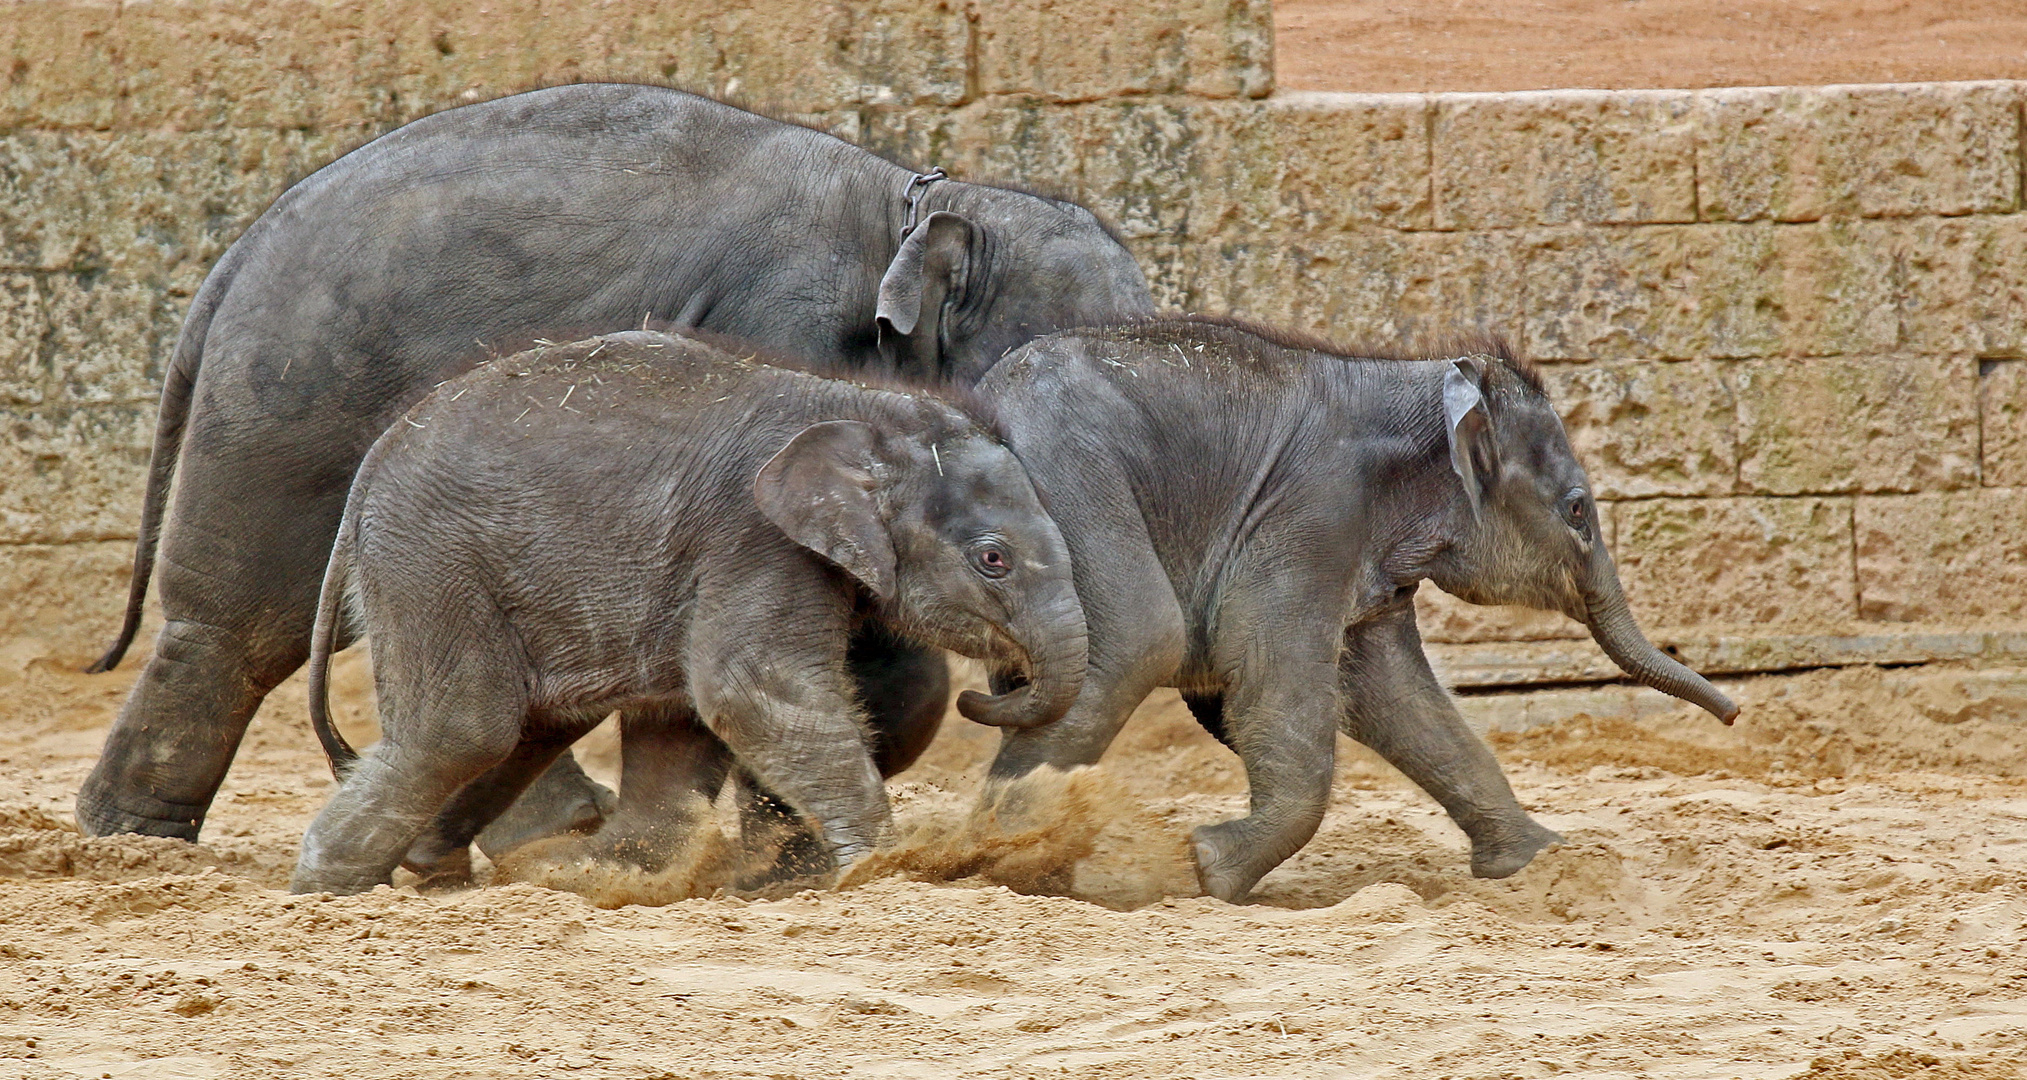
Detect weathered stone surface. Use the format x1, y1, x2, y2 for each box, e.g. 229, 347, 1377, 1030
42, 274, 170, 405
1077, 99, 1201, 241
1191, 93, 1430, 236
975, 0, 1272, 103
1982, 360, 2027, 488
4, 0, 979, 131
1696, 83, 2022, 223
1523, 221, 1900, 361
0, 540, 147, 669
0, 273, 45, 406
1856, 490, 2027, 622
1612, 497, 1856, 629
0, 127, 364, 286
1433, 90, 1697, 229
1225, 227, 1528, 350
0, 0, 122, 130
1545, 360, 1736, 498
1125, 237, 1194, 313
1896, 215, 2027, 358
862, 99, 1086, 198
106, 0, 384, 131
1734, 356, 1979, 495
0, 405, 152, 545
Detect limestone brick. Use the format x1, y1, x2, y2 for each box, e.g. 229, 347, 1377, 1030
1612, 497, 1856, 629
42, 274, 170, 405
975, 0, 1272, 103
1856, 490, 2027, 623
1696, 83, 2022, 223
862, 100, 1086, 196
4, 0, 975, 132
106, 0, 384, 131
1734, 356, 1980, 495
1264, 228, 1530, 352
0, 404, 152, 545
0, 127, 364, 285
1433, 90, 1697, 229
0, 0, 122, 130
0, 273, 45, 406
1543, 360, 1737, 498
1191, 93, 1431, 236
1523, 221, 1900, 361
1125, 238, 1195, 314
1077, 99, 1201, 242
1981, 360, 2027, 488
1895, 215, 2027, 358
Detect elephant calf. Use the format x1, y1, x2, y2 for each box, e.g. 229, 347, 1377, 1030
289, 332, 1086, 896
977, 318, 1738, 902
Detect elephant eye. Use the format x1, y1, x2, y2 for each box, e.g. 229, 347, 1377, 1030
972, 544, 1011, 579
1563, 492, 1590, 533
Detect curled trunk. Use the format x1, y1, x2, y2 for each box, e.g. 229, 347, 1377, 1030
956, 591, 1088, 729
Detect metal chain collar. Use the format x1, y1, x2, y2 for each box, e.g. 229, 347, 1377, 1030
898, 167, 948, 239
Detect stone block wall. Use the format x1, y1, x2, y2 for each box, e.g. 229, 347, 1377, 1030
3, 0, 2020, 683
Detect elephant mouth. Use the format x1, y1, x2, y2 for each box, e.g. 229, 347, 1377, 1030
955, 630, 1078, 730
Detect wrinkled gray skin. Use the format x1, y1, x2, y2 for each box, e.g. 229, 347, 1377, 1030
290, 333, 1086, 896
79, 83, 1150, 850
978, 320, 1739, 903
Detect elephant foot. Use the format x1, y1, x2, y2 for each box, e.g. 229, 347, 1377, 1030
472, 757, 616, 861
74, 781, 207, 841
288, 863, 390, 897
1468, 819, 1564, 880
1190, 824, 1259, 904
732, 817, 834, 892
401, 842, 476, 891
411, 852, 476, 893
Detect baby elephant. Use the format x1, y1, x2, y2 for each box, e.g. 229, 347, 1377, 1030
978, 318, 1738, 902
289, 331, 1086, 896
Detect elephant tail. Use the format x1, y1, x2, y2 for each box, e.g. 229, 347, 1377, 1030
86, 250, 241, 674
308, 499, 364, 778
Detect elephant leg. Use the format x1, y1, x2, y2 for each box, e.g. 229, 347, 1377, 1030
1191, 648, 1340, 904
849, 627, 949, 777
76, 461, 351, 840
292, 608, 530, 895
985, 516, 1186, 785
693, 605, 892, 872
588, 705, 734, 872
470, 753, 617, 862
1340, 599, 1562, 879
399, 728, 591, 885
731, 629, 949, 887
732, 773, 833, 887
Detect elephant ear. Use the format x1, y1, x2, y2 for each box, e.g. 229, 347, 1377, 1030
753, 420, 897, 601
1443, 356, 1498, 517
876, 211, 974, 379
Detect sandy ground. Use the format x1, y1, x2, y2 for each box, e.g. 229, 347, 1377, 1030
1276, 1, 2027, 91
2, 642, 2025, 1079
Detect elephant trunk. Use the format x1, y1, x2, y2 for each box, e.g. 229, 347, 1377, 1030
956, 588, 1088, 730
1583, 550, 1739, 724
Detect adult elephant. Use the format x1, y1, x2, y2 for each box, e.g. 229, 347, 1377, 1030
79, 83, 1154, 846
